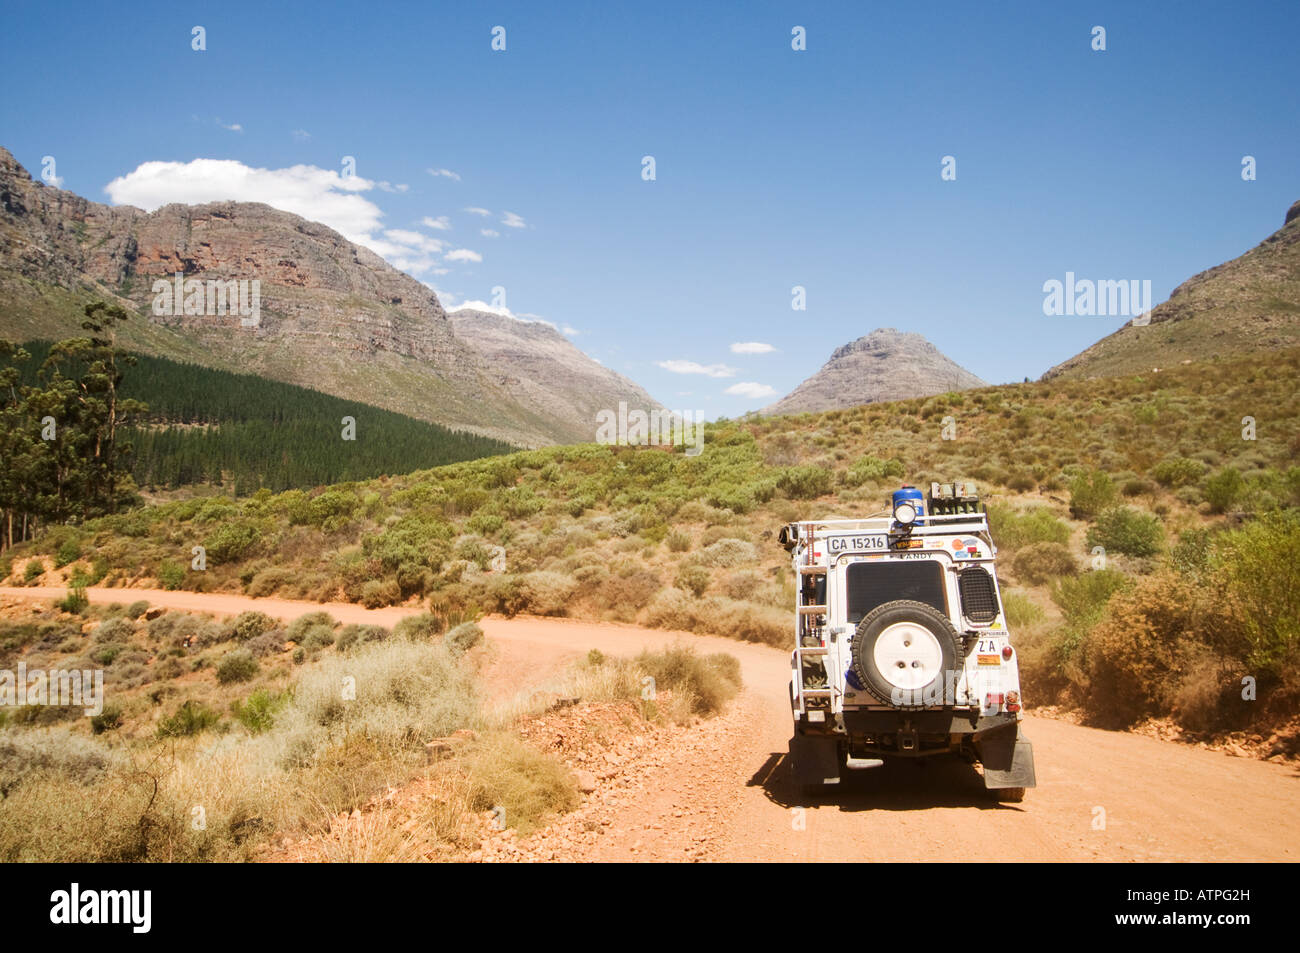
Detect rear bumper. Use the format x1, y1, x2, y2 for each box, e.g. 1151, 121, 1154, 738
797, 708, 1018, 736
796, 709, 1020, 757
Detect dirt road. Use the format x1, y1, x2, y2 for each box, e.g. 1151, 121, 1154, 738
5, 585, 1297, 861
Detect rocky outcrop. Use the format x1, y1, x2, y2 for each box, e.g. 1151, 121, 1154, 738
0, 146, 656, 446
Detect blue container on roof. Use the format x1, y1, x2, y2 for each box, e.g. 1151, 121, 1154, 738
891, 485, 925, 525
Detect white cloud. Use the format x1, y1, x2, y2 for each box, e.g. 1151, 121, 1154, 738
218, 121, 243, 133
463, 206, 491, 217
427, 167, 462, 181
501, 210, 526, 229
725, 382, 777, 399
561, 325, 578, 336
103, 157, 486, 280
291, 129, 311, 141
451, 299, 512, 317
730, 341, 776, 354
657, 360, 737, 378
422, 215, 452, 231
104, 158, 383, 241
480, 228, 500, 238
383, 229, 444, 253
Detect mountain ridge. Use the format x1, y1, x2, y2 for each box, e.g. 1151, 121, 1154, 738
764, 327, 986, 415
0, 146, 651, 447
1043, 200, 1300, 379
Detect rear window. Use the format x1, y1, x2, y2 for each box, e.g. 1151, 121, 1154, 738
845, 561, 947, 624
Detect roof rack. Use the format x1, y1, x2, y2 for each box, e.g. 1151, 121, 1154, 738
791, 511, 989, 532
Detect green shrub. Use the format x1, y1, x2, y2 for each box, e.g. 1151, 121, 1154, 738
246, 567, 296, 597
23, 561, 43, 583
446, 621, 484, 655
90, 704, 124, 734
1007, 472, 1037, 493
157, 559, 186, 591
696, 538, 757, 568
1204, 467, 1245, 513
1050, 569, 1130, 630
125, 600, 150, 619
844, 455, 905, 487
335, 624, 389, 652
393, 612, 445, 641
1068, 470, 1117, 520
90, 643, 125, 665
360, 579, 401, 608
224, 611, 275, 643
513, 572, 578, 616
56, 586, 88, 614
1086, 507, 1163, 558
204, 522, 262, 563
1079, 571, 1233, 728
286, 611, 336, 642
231, 689, 289, 734
1209, 510, 1300, 673
1170, 527, 1214, 580
1151, 456, 1204, 488
1011, 542, 1078, 585
674, 564, 711, 597
216, 649, 260, 684
54, 538, 82, 568
665, 529, 692, 552
986, 504, 1071, 550
776, 465, 832, 500
84, 557, 109, 586
157, 700, 220, 737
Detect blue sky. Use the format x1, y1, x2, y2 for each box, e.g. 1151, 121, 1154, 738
2, 1, 1297, 418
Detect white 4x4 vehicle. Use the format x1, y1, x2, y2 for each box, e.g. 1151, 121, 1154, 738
778, 482, 1036, 801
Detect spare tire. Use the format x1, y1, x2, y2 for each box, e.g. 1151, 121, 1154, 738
850, 600, 962, 707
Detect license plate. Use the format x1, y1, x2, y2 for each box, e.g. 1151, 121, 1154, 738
977, 654, 1001, 666
827, 535, 887, 553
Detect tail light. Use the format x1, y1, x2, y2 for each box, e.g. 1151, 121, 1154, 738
1006, 690, 1021, 713
1002, 645, 1013, 660
985, 692, 1004, 711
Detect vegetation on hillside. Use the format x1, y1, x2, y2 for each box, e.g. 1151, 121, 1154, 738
11, 340, 516, 495
0, 597, 738, 860
6, 347, 1299, 737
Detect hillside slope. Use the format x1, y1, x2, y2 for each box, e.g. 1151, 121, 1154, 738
448, 308, 664, 441
0, 146, 610, 446
764, 327, 985, 415
1044, 200, 1300, 379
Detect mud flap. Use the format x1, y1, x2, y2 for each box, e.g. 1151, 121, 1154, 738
977, 729, 1036, 790
789, 733, 842, 788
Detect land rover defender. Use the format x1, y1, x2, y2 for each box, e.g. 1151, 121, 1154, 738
778, 481, 1036, 801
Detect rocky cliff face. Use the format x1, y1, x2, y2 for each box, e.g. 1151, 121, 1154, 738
0, 146, 639, 446
449, 308, 664, 441
1043, 200, 1300, 380
763, 328, 985, 415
